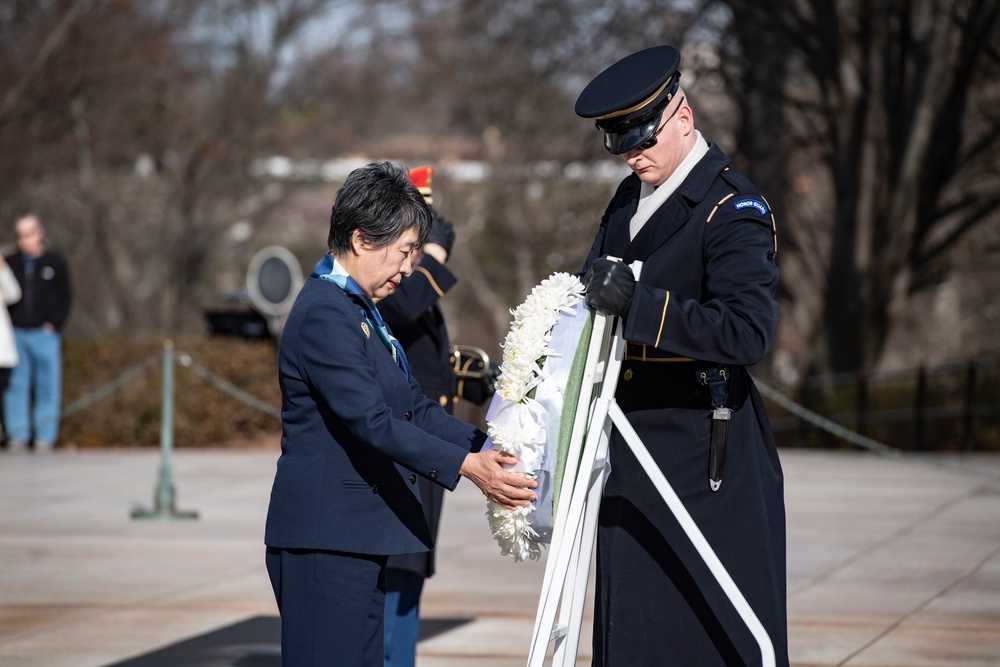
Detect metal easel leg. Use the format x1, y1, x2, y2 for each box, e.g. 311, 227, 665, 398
606, 400, 776, 667
527, 396, 611, 666
527, 307, 627, 667
552, 420, 609, 665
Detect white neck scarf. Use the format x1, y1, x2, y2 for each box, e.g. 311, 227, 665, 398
629, 130, 710, 240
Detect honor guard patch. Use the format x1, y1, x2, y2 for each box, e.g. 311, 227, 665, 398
733, 198, 769, 216
360, 321, 371, 339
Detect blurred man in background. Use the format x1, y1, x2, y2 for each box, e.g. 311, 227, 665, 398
4, 214, 72, 453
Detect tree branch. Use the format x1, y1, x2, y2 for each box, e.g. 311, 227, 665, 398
0, 0, 92, 126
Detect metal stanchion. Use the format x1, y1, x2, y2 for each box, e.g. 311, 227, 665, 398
131, 340, 198, 520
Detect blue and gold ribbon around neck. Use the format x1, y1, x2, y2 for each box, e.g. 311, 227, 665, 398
311, 254, 410, 379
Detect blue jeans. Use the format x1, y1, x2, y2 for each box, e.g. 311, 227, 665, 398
4, 327, 62, 445
384, 568, 425, 667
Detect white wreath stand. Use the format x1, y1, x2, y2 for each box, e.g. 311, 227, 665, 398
525, 302, 777, 667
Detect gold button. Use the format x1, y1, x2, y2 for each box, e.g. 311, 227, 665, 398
623, 368, 633, 381
439, 395, 448, 407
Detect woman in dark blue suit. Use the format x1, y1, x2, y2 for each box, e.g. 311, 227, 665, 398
264, 161, 536, 666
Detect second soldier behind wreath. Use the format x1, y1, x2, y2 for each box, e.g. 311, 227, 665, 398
377, 167, 499, 667
576, 46, 788, 665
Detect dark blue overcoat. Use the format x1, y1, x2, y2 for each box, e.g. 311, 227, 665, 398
582, 143, 789, 666
377, 255, 459, 578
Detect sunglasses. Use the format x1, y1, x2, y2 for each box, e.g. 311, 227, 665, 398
602, 95, 686, 155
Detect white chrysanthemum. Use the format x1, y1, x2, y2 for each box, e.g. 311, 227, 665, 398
486, 271, 585, 563
486, 498, 542, 562
486, 423, 531, 456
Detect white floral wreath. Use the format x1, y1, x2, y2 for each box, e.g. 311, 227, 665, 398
485, 272, 587, 562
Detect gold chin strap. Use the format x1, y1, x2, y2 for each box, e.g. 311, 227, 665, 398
597, 76, 674, 121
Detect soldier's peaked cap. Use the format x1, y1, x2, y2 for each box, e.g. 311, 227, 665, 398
575, 45, 681, 131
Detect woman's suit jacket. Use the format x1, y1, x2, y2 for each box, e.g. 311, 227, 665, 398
264, 272, 487, 556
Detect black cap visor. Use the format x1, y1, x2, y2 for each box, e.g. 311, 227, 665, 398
600, 109, 663, 155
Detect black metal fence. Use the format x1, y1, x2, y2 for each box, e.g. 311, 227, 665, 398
763, 357, 1000, 453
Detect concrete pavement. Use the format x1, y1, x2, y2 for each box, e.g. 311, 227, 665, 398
0, 447, 998, 666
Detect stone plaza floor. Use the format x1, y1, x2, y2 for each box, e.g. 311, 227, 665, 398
0, 447, 998, 666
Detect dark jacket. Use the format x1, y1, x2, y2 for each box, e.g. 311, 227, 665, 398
378, 256, 459, 412
378, 255, 497, 577
264, 273, 486, 555
582, 143, 788, 666
377, 256, 458, 577
6, 250, 72, 331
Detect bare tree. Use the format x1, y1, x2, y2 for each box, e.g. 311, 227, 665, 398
716, 0, 1000, 376
277, 0, 709, 352
5, 0, 997, 384
0, 0, 344, 335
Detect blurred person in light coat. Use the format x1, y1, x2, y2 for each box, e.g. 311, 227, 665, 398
0, 254, 21, 448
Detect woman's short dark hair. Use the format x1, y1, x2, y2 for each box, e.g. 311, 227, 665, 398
327, 161, 431, 253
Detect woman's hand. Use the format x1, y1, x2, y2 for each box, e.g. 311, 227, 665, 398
459, 450, 538, 509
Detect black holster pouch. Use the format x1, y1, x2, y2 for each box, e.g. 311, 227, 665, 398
697, 364, 731, 492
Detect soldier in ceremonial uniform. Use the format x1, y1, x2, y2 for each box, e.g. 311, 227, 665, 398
377, 166, 499, 667
577, 46, 789, 665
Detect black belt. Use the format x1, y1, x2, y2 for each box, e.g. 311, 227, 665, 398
623, 343, 694, 363
615, 353, 732, 493
616, 358, 707, 411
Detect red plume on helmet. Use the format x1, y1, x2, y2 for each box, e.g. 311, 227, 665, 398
408, 166, 433, 205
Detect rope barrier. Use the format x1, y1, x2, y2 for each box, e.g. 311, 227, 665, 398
753, 376, 1000, 482
27, 354, 162, 431
176, 352, 281, 419
50, 347, 279, 427
34, 343, 1000, 485
30, 341, 281, 520
59, 354, 160, 420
